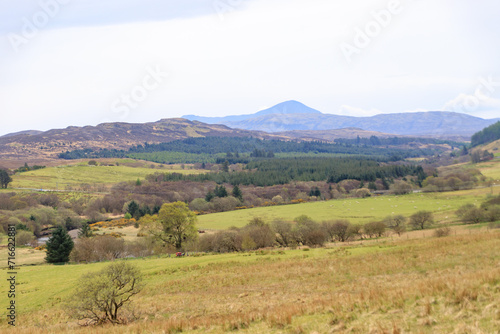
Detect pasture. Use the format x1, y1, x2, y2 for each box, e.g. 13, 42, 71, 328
10, 161, 202, 190
197, 187, 499, 230
0, 230, 498, 333
477, 158, 500, 180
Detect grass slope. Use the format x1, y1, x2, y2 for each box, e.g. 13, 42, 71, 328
10, 162, 201, 190
197, 188, 500, 230
1, 231, 499, 333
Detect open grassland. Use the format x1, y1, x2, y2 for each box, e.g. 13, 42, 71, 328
10, 162, 202, 190
477, 158, 500, 181
1, 231, 499, 333
482, 139, 500, 157
197, 187, 500, 230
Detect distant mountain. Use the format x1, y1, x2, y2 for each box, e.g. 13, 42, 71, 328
184, 101, 500, 138
184, 100, 321, 124
0, 118, 289, 163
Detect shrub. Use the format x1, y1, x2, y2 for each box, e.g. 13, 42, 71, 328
272, 220, 294, 247
456, 204, 485, 224
212, 231, 243, 253
409, 211, 434, 230
189, 198, 210, 212
295, 217, 327, 246
434, 226, 451, 237
322, 220, 352, 242
485, 205, 500, 222
68, 262, 143, 325
16, 230, 36, 246
363, 221, 386, 238
242, 219, 276, 249
383, 215, 407, 236
70, 236, 125, 263
390, 180, 413, 195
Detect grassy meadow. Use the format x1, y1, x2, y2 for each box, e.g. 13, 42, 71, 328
1, 154, 500, 332
197, 187, 500, 230
477, 158, 500, 180
10, 160, 202, 190
1, 230, 499, 333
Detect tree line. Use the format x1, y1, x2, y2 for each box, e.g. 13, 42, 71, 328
58, 136, 438, 161
471, 121, 500, 147
146, 157, 425, 187
335, 135, 462, 147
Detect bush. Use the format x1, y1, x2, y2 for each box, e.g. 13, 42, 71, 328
210, 196, 241, 212
212, 231, 243, 253
272, 220, 294, 247
390, 180, 413, 195
68, 262, 144, 325
16, 230, 35, 246
295, 217, 327, 246
242, 218, 276, 249
409, 211, 433, 230
434, 226, 451, 237
189, 198, 210, 212
70, 236, 125, 263
485, 205, 500, 222
363, 221, 386, 238
456, 204, 485, 224
322, 220, 352, 242
383, 215, 407, 236
197, 231, 243, 253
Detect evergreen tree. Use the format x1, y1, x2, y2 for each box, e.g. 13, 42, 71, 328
0, 169, 12, 189
78, 222, 93, 238
232, 185, 243, 200
45, 226, 74, 263
222, 160, 229, 173
127, 201, 139, 219
214, 185, 228, 198
205, 191, 215, 202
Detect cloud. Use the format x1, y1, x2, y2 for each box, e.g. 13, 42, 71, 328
443, 90, 500, 119
1, 0, 500, 135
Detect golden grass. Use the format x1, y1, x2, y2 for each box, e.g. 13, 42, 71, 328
2, 230, 499, 333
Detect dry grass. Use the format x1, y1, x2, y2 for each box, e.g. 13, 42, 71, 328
2, 230, 499, 333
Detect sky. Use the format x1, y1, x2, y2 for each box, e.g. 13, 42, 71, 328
0, 0, 499, 136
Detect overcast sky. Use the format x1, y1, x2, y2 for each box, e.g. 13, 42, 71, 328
1, 0, 499, 136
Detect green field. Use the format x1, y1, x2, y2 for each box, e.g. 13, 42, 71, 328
197, 188, 500, 230
1, 231, 499, 333
10, 163, 202, 190
477, 158, 500, 180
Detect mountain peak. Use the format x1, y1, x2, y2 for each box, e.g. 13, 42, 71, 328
255, 100, 322, 116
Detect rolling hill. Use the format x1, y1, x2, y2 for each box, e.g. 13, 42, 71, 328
0, 118, 289, 166
184, 101, 499, 138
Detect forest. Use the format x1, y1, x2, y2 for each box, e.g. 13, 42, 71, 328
58, 136, 447, 162
471, 121, 500, 147
143, 157, 425, 187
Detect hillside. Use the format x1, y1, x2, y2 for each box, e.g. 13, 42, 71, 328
184, 101, 499, 138
1, 232, 499, 333
471, 121, 500, 147
277, 127, 405, 141
0, 118, 289, 166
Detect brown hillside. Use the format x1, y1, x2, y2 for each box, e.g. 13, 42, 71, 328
0, 118, 288, 166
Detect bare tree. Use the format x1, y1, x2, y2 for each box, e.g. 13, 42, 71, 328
69, 262, 144, 325
409, 211, 434, 230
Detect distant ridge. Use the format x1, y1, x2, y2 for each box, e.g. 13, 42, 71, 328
1, 130, 43, 138
0, 118, 289, 163
184, 101, 500, 137
183, 100, 321, 124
